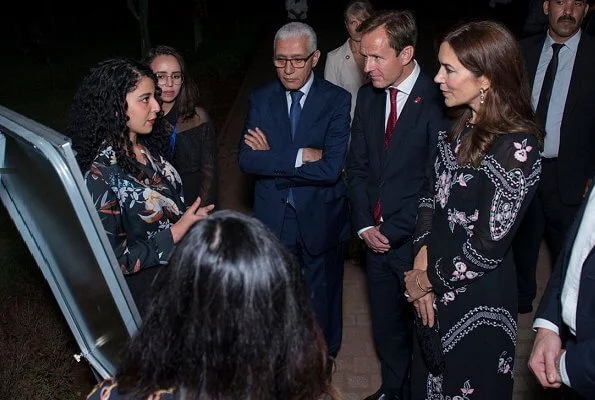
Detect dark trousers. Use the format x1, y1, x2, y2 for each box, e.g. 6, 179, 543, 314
513, 159, 580, 309
279, 205, 344, 357
366, 247, 413, 398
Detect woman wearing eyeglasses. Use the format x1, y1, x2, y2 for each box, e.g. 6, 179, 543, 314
144, 45, 218, 208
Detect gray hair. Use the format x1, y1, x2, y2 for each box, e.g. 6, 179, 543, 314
344, 0, 374, 21
273, 22, 317, 53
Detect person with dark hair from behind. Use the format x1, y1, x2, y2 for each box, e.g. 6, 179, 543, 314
143, 45, 218, 208
68, 58, 214, 314
86, 210, 339, 400
406, 21, 542, 399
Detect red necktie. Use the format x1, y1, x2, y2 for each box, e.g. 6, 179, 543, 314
374, 88, 399, 225
384, 87, 399, 149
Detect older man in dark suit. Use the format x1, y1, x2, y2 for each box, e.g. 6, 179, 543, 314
528, 177, 595, 399
238, 22, 351, 366
514, 0, 595, 314
346, 10, 444, 400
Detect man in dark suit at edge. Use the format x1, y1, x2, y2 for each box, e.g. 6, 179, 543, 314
528, 178, 595, 399
238, 22, 351, 372
347, 10, 444, 400
513, 0, 595, 314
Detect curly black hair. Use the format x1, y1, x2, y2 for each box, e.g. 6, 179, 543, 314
67, 58, 170, 175
116, 210, 339, 400
143, 45, 202, 122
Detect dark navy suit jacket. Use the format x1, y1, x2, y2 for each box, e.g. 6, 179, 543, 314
536, 180, 595, 398
238, 75, 351, 255
347, 72, 444, 265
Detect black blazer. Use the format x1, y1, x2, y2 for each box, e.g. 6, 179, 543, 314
521, 33, 595, 205
536, 179, 595, 398
347, 71, 444, 257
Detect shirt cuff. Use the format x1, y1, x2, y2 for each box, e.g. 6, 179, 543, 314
533, 318, 560, 335
357, 226, 374, 238
295, 148, 304, 168
560, 350, 571, 387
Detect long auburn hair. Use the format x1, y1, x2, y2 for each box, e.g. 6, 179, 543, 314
442, 21, 543, 166
67, 58, 169, 175
116, 210, 340, 400
143, 45, 202, 122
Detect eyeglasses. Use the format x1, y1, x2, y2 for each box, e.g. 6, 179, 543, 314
273, 51, 316, 69
156, 73, 184, 85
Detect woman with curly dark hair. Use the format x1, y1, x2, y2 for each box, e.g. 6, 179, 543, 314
86, 210, 340, 400
68, 58, 213, 311
143, 45, 218, 208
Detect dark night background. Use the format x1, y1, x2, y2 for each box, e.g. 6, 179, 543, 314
0, 0, 551, 398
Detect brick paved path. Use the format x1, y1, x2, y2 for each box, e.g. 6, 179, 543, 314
218, 25, 558, 400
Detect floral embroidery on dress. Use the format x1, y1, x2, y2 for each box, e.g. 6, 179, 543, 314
441, 286, 467, 305
455, 172, 473, 187
426, 373, 444, 399
498, 350, 514, 377
483, 158, 530, 241
436, 168, 453, 208
450, 258, 483, 282
442, 306, 517, 354
447, 208, 479, 236
513, 139, 533, 162
444, 380, 475, 400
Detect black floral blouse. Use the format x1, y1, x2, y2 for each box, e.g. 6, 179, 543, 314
84, 144, 186, 274
86, 378, 177, 400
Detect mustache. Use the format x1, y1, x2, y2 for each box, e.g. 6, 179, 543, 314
557, 15, 577, 24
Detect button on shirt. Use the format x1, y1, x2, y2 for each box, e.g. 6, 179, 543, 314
358, 61, 421, 237
531, 31, 581, 158
288, 72, 314, 168
533, 186, 595, 387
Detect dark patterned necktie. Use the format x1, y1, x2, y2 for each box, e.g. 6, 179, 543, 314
287, 90, 304, 207
535, 43, 563, 128
290, 90, 304, 140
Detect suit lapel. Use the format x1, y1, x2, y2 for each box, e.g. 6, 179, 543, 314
344, 41, 362, 86
383, 74, 426, 166
562, 35, 590, 121
525, 36, 545, 89
297, 77, 324, 145
561, 181, 595, 278
269, 83, 292, 142
373, 89, 388, 163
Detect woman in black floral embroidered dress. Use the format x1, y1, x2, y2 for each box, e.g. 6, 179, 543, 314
403, 22, 543, 399
68, 59, 213, 312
